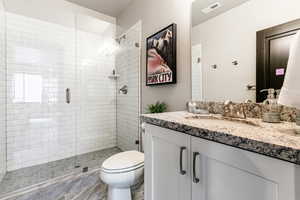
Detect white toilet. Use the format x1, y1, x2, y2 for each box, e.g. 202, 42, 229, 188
100, 151, 144, 200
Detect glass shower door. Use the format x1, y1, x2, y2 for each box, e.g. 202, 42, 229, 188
116, 22, 141, 151
74, 14, 117, 171
45, 21, 77, 176
0, 0, 118, 197
5, 7, 78, 183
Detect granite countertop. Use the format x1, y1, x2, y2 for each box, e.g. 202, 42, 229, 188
141, 111, 300, 165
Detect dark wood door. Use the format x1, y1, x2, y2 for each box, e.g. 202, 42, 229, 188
256, 19, 300, 102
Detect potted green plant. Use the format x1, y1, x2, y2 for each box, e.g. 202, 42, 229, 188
146, 102, 167, 114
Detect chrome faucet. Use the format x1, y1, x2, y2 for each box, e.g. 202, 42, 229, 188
187, 101, 209, 114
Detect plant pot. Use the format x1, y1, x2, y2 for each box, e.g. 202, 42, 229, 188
296, 127, 300, 134
296, 110, 300, 126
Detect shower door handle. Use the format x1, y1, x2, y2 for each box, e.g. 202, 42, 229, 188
66, 88, 71, 104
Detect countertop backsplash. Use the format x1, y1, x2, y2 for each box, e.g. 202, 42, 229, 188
192, 101, 298, 122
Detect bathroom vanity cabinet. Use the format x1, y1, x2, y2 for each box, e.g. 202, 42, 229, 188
144, 123, 300, 200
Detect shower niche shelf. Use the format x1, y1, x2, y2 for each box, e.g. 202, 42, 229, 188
108, 74, 120, 79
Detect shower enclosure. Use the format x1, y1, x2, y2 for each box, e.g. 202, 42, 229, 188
0, 0, 141, 199
116, 22, 141, 151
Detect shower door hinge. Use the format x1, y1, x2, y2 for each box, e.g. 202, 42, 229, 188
82, 167, 89, 173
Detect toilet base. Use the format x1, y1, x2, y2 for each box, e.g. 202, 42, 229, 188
107, 187, 132, 200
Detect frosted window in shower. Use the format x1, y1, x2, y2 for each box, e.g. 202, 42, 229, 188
13, 73, 42, 103
14, 47, 43, 65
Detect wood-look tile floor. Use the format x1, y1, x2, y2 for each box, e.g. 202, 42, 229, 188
0, 147, 144, 200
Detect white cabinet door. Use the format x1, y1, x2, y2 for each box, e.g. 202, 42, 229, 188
191, 137, 297, 200
144, 124, 191, 200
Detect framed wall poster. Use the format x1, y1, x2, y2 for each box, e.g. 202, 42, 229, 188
146, 23, 177, 86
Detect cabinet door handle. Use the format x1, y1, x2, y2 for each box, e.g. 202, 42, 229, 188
193, 152, 200, 183
179, 147, 187, 175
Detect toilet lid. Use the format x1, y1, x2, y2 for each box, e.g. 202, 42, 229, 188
102, 151, 144, 172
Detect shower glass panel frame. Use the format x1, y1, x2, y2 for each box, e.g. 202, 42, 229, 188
116, 21, 142, 152
0, 0, 7, 185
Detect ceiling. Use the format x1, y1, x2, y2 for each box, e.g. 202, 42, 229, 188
66, 0, 250, 26
66, 0, 133, 17
192, 0, 250, 27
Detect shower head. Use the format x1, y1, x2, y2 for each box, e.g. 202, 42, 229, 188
115, 34, 126, 44
115, 38, 121, 44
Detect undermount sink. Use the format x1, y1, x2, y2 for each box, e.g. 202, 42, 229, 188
185, 115, 261, 127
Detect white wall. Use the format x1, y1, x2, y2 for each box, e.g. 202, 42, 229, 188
192, 0, 300, 102
116, 22, 141, 151
0, 0, 6, 182
117, 0, 192, 112
4, 0, 117, 170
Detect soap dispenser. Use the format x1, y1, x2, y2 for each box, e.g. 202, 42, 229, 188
261, 89, 281, 123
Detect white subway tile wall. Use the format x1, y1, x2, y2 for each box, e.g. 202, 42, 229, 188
116, 22, 141, 151
0, 0, 6, 182
5, 12, 117, 171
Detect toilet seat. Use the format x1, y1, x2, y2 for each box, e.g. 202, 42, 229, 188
100, 151, 144, 200
101, 151, 144, 174
101, 162, 144, 174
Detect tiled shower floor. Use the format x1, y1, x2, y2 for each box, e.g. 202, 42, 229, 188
0, 147, 144, 199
